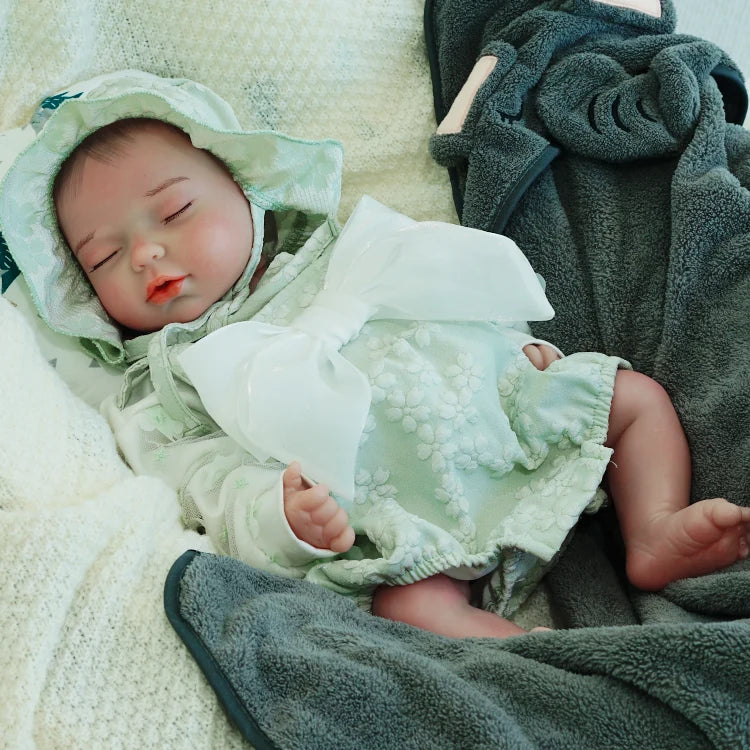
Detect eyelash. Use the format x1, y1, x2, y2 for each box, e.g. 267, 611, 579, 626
90, 250, 118, 272
163, 202, 193, 224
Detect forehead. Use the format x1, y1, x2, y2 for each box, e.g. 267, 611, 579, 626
55, 123, 226, 242
96, 121, 203, 168
58, 123, 219, 208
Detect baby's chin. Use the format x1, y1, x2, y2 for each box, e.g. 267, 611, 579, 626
114, 301, 215, 336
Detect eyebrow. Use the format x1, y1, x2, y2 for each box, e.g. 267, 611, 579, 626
74, 230, 96, 255
143, 175, 189, 197
72, 176, 190, 255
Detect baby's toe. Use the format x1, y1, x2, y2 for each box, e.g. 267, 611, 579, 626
707, 498, 745, 528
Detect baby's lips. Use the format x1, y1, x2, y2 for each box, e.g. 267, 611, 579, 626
146, 275, 186, 303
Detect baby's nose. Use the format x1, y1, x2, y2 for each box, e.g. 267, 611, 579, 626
131, 237, 166, 270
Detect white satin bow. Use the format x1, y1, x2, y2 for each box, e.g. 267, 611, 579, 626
179, 196, 553, 499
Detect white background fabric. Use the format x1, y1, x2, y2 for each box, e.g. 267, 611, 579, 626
0, 0, 457, 224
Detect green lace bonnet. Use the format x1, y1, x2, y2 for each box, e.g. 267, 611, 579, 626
0, 69, 343, 366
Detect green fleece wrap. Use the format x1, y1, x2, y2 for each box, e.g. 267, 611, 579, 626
166, 550, 749, 749
426, 0, 750, 508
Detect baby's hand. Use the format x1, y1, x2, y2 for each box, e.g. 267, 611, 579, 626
523, 343, 561, 371
282, 461, 355, 553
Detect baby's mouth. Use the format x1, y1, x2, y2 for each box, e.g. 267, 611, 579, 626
147, 275, 186, 304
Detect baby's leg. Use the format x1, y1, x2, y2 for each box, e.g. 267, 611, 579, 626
372, 574, 528, 638
606, 370, 750, 590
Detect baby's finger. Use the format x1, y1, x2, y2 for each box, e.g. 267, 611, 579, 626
322, 505, 350, 537
541, 346, 561, 369
523, 344, 543, 369
309, 495, 342, 526
324, 508, 355, 552
292, 483, 332, 512
283, 461, 305, 489
329, 523, 356, 553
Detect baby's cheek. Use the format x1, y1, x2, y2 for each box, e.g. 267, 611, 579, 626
194, 214, 253, 276
91, 275, 121, 311
93, 276, 145, 328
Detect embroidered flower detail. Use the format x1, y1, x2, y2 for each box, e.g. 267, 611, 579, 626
435, 473, 477, 544
391, 338, 414, 359
368, 360, 397, 404
138, 405, 185, 440
402, 321, 436, 348
513, 478, 551, 503
367, 334, 396, 361
453, 436, 479, 471
385, 387, 430, 433
384, 522, 433, 571
497, 363, 523, 398
359, 413, 377, 446
437, 389, 479, 430
547, 417, 589, 447
362, 498, 426, 567
416, 423, 458, 473
354, 467, 397, 506
511, 409, 548, 466
196, 454, 247, 494
151, 447, 167, 464
478, 438, 518, 474
445, 352, 484, 400
435, 472, 470, 520
393, 351, 442, 388
414, 365, 442, 389
512, 485, 580, 538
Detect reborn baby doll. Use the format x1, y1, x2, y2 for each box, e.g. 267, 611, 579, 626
2, 71, 747, 639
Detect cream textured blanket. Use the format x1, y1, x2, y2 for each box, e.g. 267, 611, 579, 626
0, 4, 450, 745
0, 298, 248, 748
0, 0, 455, 224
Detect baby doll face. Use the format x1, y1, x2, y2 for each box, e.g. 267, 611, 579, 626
55, 121, 255, 332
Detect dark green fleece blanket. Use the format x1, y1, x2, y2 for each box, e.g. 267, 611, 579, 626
163, 3, 750, 747
426, 0, 750, 507
166, 549, 749, 749
424, 0, 750, 638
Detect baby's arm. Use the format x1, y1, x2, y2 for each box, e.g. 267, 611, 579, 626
523, 343, 562, 370
283, 462, 355, 553
103, 392, 347, 576
499, 321, 563, 368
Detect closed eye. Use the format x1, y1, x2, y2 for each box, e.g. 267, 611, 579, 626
164, 202, 193, 224
90, 250, 119, 272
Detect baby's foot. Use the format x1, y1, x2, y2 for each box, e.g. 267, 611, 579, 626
626, 498, 750, 590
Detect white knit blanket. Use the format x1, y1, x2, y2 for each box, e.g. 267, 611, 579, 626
0, 4, 453, 745
0, 0, 456, 224
0, 298, 246, 748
